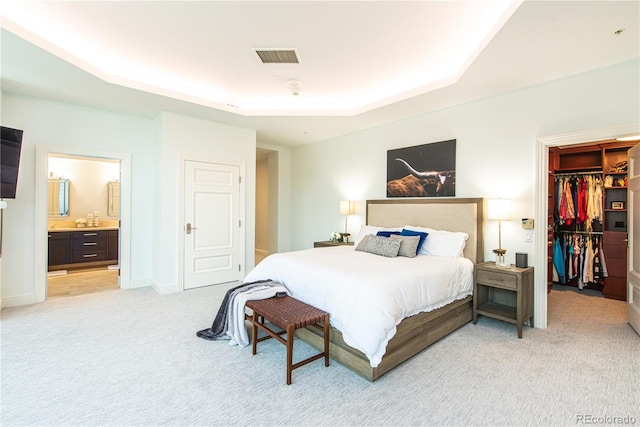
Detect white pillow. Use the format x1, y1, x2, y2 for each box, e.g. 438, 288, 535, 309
353, 225, 402, 247
404, 225, 469, 258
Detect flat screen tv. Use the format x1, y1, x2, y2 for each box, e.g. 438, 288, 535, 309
1, 126, 24, 199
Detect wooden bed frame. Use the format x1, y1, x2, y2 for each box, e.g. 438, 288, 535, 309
296, 198, 484, 381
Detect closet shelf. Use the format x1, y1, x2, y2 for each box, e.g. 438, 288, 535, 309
554, 167, 602, 175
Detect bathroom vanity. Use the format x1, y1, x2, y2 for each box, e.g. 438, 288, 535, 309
48, 227, 118, 271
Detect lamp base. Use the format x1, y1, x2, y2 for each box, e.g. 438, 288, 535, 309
493, 249, 510, 269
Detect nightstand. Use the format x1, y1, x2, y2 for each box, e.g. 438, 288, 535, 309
473, 262, 534, 338
314, 240, 354, 248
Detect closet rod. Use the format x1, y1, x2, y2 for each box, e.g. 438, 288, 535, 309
554, 170, 603, 178
555, 230, 603, 235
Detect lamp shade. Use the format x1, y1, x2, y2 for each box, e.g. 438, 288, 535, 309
487, 198, 511, 221
339, 200, 355, 216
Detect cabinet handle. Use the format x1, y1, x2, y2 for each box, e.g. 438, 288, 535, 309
489, 277, 504, 282
83, 254, 98, 258
83, 242, 97, 246
83, 233, 98, 236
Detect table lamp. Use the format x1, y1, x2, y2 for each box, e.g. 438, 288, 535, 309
339, 200, 355, 242
487, 198, 511, 268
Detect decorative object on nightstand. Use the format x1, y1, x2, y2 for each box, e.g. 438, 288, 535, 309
339, 200, 355, 242
487, 198, 511, 268
330, 231, 342, 243
473, 262, 534, 338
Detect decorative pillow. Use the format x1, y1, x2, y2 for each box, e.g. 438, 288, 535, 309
376, 230, 402, 238
353, 225, 402, 246
400, 229, 429, 254
390, 234, 420, 258
364, 235, 401, 257
355, 234, 371, 251
404, 225, 469, 258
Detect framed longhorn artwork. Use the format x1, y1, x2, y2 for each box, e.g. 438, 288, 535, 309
386, 139, 456, 198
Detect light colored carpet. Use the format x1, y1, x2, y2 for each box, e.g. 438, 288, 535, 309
1, 283, 638, 426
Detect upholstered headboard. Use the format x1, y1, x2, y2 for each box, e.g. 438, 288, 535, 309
366, 198, 484, 264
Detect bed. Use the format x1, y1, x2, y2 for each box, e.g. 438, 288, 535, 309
244, 198, 484, 381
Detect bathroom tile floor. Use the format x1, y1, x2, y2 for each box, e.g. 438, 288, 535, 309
47, 267, 119, 298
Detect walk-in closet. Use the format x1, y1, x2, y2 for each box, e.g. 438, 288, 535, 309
547, 140, 636, 300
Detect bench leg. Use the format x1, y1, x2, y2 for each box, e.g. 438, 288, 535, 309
286, 325, 294, 385
251, 311, 258, 355
323, 314, 330, 367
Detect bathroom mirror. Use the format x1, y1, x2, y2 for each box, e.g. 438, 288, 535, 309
48, 178, 70, 217
108, 181, 120, 217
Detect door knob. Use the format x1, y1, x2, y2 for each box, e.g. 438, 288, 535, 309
186, 223, 197, 234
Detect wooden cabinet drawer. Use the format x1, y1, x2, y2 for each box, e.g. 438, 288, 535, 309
48, 231, 71, 240
72, 230, 108, 263
74, 231, 107, 243
72, 249, 107, 263
604, 231, 628, 246
606, 258, 627, 278
605, 244, 627, 260
476, 269, 517, 290
603, 276, 626, 301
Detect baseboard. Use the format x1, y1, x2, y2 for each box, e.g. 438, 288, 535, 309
1, 293, 36, 309
150, 280, 179, 295
126, 278, 151, 289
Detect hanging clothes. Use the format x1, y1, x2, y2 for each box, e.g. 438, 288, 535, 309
553, 231, 607, 288
553, 237, 566, 284
554, 173, 602, 229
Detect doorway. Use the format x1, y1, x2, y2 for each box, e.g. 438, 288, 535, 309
46, 154, 121, 298
35, 145, 131, 303
255, 148, 279, 266
535, 123, 639, 328
547, 140, 635, 302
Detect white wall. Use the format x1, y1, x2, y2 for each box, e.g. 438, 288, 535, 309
0, 94, 157, 306
151, 112, 256, 293
0, 96, 263, 306
290, 59, 640, 267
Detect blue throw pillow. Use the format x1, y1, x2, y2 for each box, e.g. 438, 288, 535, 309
401, 229, 429, 254
376, 231, 402, 238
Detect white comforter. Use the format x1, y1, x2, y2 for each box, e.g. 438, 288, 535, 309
244, 246, 474, 367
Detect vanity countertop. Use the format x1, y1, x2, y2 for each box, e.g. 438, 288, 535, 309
48, 226, 119, 232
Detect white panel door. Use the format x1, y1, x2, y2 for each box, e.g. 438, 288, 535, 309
628, 144, 640, 335
184, 160, 240, 289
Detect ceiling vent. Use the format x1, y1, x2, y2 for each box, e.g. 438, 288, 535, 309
254, 49, 300, 64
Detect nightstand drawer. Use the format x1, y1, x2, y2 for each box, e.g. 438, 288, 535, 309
476, 269, 517, 290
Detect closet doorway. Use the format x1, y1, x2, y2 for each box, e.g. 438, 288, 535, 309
548, 140, 636, 302
35, 145, 131, 303
46, 154, 121, 298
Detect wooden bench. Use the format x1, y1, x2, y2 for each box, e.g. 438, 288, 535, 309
245, 296, 329, 385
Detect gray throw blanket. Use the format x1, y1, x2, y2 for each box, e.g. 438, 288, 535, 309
196, 279, 288, 345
